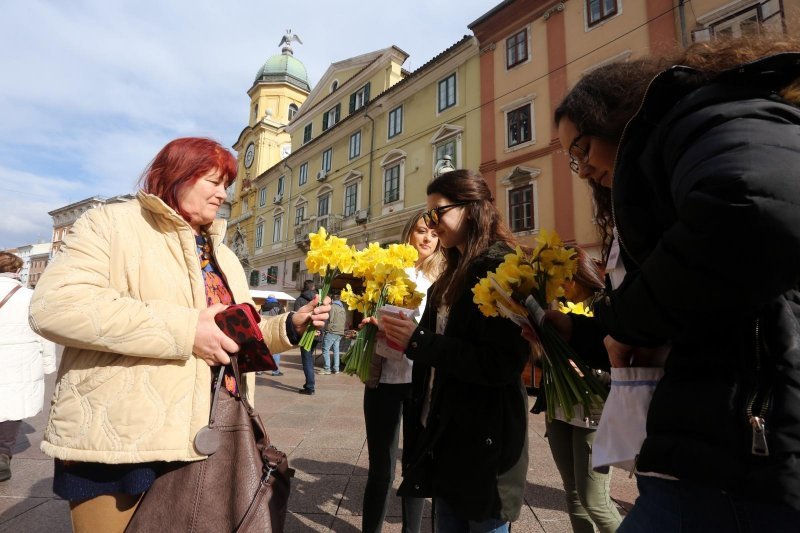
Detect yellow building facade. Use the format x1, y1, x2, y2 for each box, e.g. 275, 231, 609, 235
226, 35, 311, 279
470, 0, 676, 255
245, 37, 481, 294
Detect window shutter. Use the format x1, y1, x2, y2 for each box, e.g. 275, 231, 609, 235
335, 103, 341, 121
364, 82, 371, 103
322, 112, 329, 131
349, 93, 356, 114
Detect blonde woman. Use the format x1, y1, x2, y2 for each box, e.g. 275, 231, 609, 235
362, 210, 444, 533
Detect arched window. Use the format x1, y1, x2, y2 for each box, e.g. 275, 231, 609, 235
288, 103, 298, 121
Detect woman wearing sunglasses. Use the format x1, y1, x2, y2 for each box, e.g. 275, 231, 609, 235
376, 169, 530, 532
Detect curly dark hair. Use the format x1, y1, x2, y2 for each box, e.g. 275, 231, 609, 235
555, 34, 800, 261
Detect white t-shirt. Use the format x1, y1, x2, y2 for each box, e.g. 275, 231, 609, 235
380, 267, 433, 384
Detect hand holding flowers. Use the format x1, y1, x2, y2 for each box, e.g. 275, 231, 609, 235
298, 227, 355, 350
341, 242, 424, 382
472, 230, 608, 422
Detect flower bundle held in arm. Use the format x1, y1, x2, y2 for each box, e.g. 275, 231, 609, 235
340, 243, 424, 383
299, 227, 355, 350
471, 230, 607, 422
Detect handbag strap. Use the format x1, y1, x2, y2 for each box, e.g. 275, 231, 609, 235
0, 284, 22, 311
208, 366, 226, 428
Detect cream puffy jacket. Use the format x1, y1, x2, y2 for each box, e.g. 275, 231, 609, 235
29, 192, 294, 464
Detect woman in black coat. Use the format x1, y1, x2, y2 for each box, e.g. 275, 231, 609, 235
377, 169, 530, 532
554, 35, 800, 532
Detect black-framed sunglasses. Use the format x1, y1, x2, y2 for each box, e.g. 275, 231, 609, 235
568, 134, 589, 173
422, 202, 471, 228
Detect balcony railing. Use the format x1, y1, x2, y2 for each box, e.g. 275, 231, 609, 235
294, 214, 343, 250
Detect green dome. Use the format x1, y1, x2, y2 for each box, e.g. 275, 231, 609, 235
254, 53, 310, 91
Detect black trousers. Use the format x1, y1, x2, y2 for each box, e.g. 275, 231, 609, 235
0, 420, 21, 457
362, 383, 424, 533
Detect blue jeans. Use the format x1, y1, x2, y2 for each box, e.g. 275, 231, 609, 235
619, 475, 800, 533
322, 332, 342, 372
300, 343, 316, 391
435, 497, 509, 533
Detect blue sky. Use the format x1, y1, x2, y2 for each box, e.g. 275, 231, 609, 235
0, 0, 496, 249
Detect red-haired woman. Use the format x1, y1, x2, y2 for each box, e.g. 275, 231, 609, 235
29, 137, 330, 532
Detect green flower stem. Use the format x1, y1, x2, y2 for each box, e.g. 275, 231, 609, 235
538, 320, 607, 422
298, 268, 338, 351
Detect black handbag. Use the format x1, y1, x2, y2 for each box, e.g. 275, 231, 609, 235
126, 356, 294, 532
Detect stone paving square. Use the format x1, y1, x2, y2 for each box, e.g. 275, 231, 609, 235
0, 348, 637, 532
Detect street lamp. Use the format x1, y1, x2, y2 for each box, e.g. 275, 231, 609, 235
433, 155, 455, 177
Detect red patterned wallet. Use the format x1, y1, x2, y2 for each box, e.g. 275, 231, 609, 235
214, 303, 277, 373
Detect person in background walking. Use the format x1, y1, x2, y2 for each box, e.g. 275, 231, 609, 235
0, 251, 56, 482
361, 209, 444, 533
319, 291, 345, 375
260, 296, 284, 376
295, 280, 319, 395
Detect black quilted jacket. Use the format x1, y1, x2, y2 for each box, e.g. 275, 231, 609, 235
596, 53, 800, 510
398, 242, 530, 522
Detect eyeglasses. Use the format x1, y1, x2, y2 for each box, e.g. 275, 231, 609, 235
422, 202, 471, 228
568, 134, 589, 173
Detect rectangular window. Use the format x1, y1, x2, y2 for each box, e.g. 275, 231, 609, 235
266, 265, 278, 284
507, 104, 532, 147
349, 131, 361, 159
587, 0, 618, 27
349, 83, 371, 113
344, 183, 358, 217
291, 260, 300, 281
388, 106, 403, 138
303, 124, 312, 144
272, 215, 282, 243
384, 165, 400, 204
255, 222, 264, 248
299, 162, 308, 185
435, 140, 456, 167
509, 186, 534, 232
318, 194, 330, 216
258, 186, 267, 207
277, 175, 285, 195
322, 104, 341, 131
438, 74, 456, 112
295, 205, 306, 225
506, 28, 528, 68
322, 148, 332, 172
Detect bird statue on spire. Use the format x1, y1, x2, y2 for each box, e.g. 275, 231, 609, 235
278, 29, 302, 55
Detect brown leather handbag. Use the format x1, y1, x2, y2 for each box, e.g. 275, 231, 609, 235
126, 356, 293, 532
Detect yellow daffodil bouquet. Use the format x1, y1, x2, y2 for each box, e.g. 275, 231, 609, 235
299, 227, 356, 350
471, 230, 607, 422
341, 242, 424, 383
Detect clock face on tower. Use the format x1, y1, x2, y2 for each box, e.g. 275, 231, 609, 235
244, 143, 255, 169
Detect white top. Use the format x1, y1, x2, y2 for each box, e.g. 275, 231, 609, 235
380, 267, 433, 384
0, 275, 56, 422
